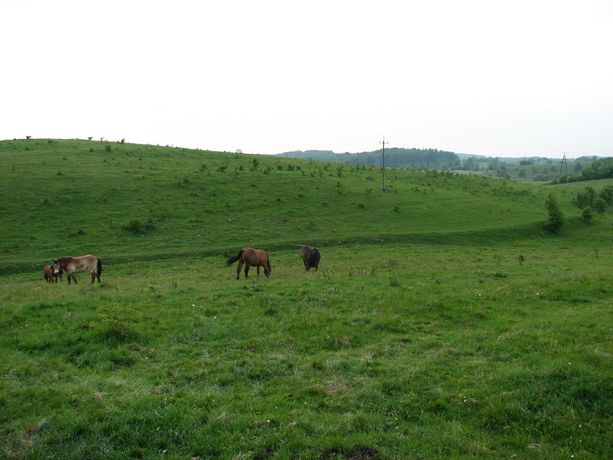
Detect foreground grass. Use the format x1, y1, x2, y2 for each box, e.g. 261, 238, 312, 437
1, 241, 611, 459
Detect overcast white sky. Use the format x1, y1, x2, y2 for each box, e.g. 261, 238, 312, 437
1, 0, 612, 157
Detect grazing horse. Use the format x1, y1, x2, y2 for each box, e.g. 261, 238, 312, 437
300, 245, 321, 271
43, 264, 62, 283
226, 247, 271, 280
53, 254, 102, 284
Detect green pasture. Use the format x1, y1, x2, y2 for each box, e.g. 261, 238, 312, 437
1, 140, 612, 459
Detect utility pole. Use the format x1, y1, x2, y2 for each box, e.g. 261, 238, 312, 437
559, 153, 568, 183
380, 136, 388, 191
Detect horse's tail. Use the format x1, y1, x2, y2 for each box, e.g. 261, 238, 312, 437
266, 254, 272, 272
310, 248, 321, 268
226, 249, 244, 266
97, 258, 102, 275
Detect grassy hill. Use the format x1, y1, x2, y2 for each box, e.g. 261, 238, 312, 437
1, 139, 612, 459
1, 139, 601, 271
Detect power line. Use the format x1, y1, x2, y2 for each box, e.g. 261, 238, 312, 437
379, 136, 388, 191
558, 153, 568, 183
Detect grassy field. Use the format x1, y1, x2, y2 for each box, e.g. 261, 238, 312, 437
1, 139, 612, 459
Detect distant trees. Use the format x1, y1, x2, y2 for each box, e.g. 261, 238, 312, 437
279, 148, 461, 170
579, 158, 613, 180
553, 158, 613, 183
461, 157, 479, 171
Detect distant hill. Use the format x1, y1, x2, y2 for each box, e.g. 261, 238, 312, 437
278, 148, 461, 170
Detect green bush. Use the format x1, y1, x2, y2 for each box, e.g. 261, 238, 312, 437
599, 185, 613, 205
581, 207, 593, 223
593, 197, 606, 214
574, 186, 596, 208
544, 194, 564, 233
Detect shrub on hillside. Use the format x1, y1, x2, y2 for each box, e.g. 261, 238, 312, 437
544, 194, 564, 233
593, 197, 607, 214
581, 207, 593, 224
599, 185, 613, 205
574, 186, 596, 208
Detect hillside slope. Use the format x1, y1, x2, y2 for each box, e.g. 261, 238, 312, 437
0, 139, 610, 272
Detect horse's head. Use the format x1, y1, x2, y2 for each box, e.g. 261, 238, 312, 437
264, 259, 272, 278
52, 259, 61, 274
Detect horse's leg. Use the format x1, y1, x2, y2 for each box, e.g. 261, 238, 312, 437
257, 266, 260, 277
97, 272, 101, 283
236, 260, 244, 280
67, 274, 72, 285
244, 264, 250, 279
73, 274, 77, 284
91, 272, 96, 284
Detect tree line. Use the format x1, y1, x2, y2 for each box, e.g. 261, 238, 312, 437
278, 148, 460, 170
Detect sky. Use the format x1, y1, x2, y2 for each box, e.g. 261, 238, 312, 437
1, 0, 612, 158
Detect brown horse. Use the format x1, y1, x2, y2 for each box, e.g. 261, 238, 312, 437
226, 247, 271, 279
53, 254, 102, 284
300, 245, 321, 271
43, 264, 63, 283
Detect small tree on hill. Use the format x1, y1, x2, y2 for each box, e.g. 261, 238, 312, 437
544, 193, 564, 233
593, 197, 607, 214
599, 186, 613, 205
574, 186, 596, 208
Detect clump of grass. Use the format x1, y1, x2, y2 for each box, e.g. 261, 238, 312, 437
90, 304, 141, 343
123, 218, 156, 235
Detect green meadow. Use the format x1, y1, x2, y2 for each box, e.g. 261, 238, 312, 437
1, 139, 612, 459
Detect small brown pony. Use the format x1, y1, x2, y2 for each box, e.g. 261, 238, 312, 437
52, 254, 102, 284
300, 245, 321, 271
43, 264, 63, 283
226, 247, 271, 279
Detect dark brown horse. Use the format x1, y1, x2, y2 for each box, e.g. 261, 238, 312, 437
300, 245, 321, 271
53, 254, 102, 284
226, 247, 271, 279
43, 264, 63, 283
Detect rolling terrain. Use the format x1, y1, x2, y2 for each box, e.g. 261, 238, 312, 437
1, 139, 612, 459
